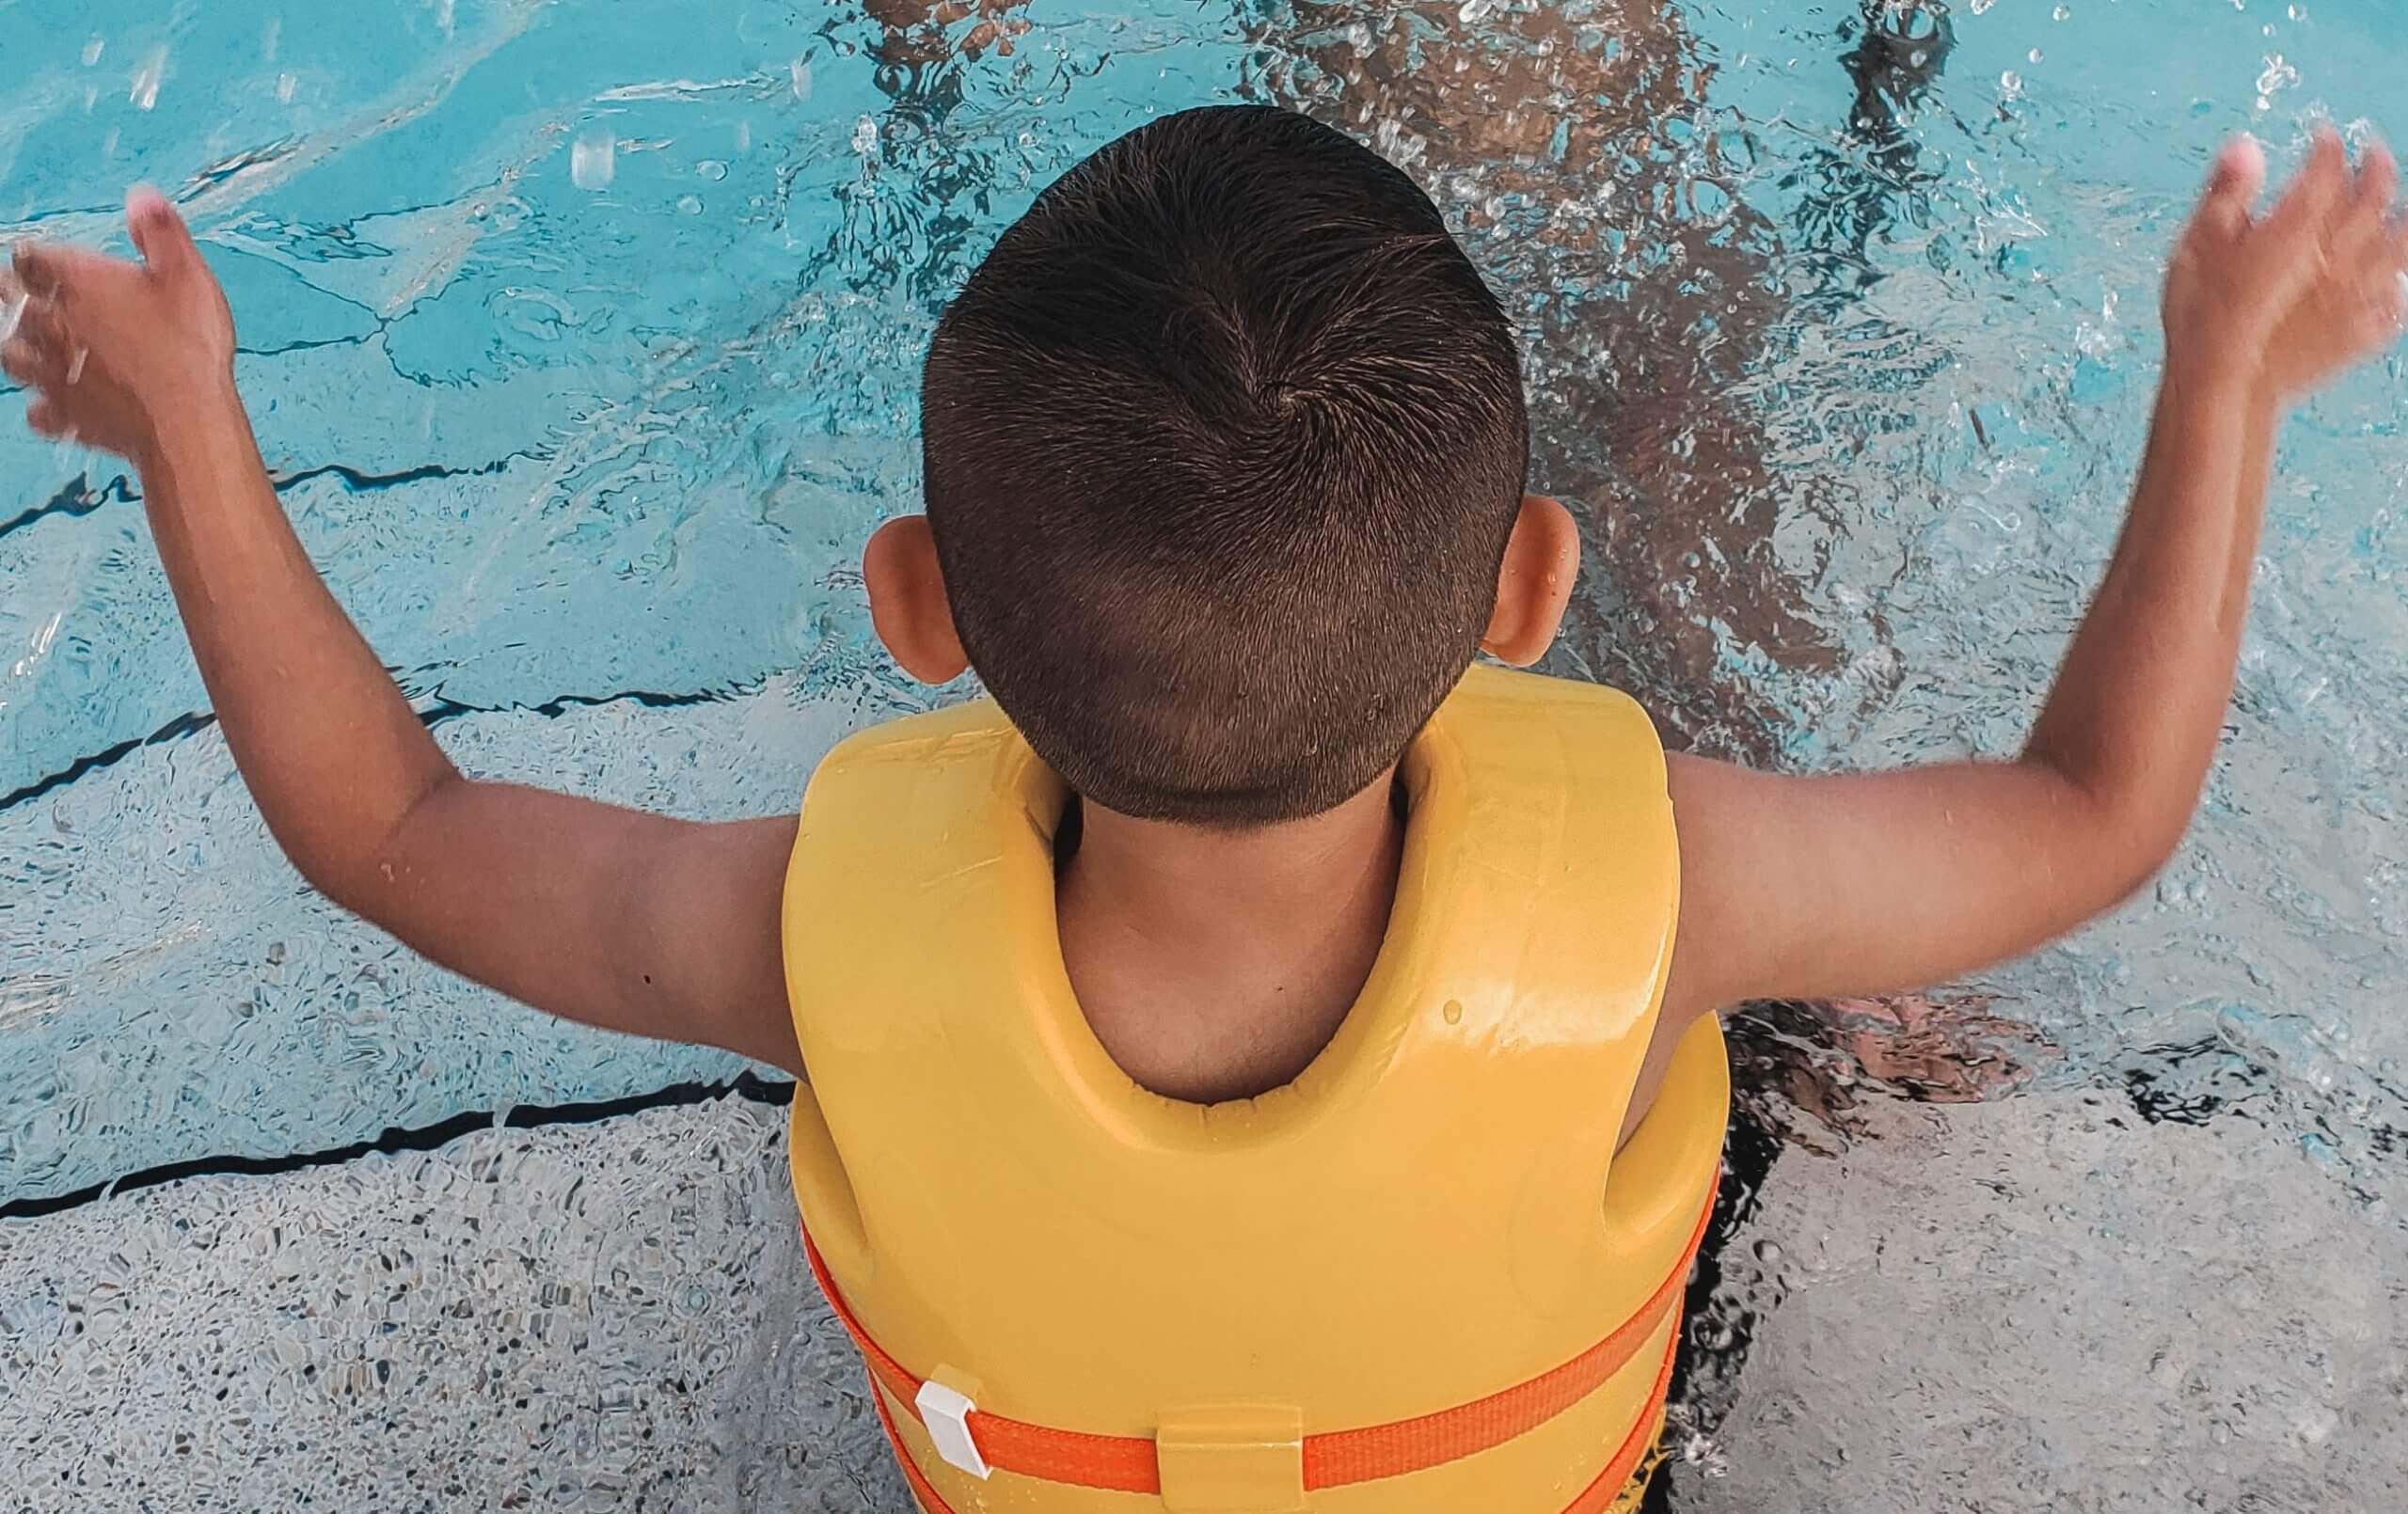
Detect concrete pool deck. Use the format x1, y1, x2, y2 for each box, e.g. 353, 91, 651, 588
3, 1088, 2400, 1511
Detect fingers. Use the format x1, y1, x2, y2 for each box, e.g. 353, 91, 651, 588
1, 333, 53, 389
7, 189, 205, 297
2354, 141, 2399, 215
0, 251, 63, 346
10, 239, 117, 308
2191, 134, 2269, 243
2242, 128, 2363, 316
125, 185, 200, 277
6, 235, 99, 304
10, 236, 150, 312
2318, 136, 2408, 341
11, 240, 69, 302
2329, 140, 2400, 267
1, 295, 75, 391
2261, 126, 2353, 246
24, 395, 70, 438
3, 289, 66, 354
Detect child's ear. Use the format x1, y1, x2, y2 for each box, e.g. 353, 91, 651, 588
1481, 495, 1580, 668
863, 516, 970, 685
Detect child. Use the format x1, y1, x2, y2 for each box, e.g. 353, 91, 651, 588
5, 106, 2399, 1513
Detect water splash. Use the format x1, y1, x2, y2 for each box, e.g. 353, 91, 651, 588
569, 126, 616, 191
2257, 51, 2301, 109
127, 44, 166, 111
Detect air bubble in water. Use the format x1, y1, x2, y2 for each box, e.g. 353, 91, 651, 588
2002, 70, 2022, 95
570, 127, 616, 191
850, 115, 878, 157
1971, 0, 1996, 13
696, 160, 728, 181
276, 72, 296, 103
1458, 0, 1495, 22
789, 56, 813, 101
676, 195, 703, 216
2053, 2, 2070, 15
81, 36, 103, 67
2030, 47, 2044, 62
128, 45, 166, 111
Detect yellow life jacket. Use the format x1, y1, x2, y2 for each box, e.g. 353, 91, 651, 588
782, 663, 1730, 1514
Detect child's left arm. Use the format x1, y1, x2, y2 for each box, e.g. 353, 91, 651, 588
1646, 132, 2400, 1085
2, 192, 804, 1076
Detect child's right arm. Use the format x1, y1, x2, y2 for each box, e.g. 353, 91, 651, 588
2, 195, 803, 1078
1655, 132, 2406, 1077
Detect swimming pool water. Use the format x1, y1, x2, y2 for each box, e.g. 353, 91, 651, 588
3, 0, 2404, 1406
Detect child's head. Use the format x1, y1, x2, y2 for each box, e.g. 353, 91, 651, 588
867, 105, 1578, 828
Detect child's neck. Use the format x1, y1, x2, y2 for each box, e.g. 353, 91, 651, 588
1055, 774, 1406, 1105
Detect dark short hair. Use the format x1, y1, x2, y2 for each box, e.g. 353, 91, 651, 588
922, 105, 1529, 827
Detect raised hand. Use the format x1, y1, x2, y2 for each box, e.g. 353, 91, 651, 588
2, 187, 237, 463
2166, 128, 2408, 399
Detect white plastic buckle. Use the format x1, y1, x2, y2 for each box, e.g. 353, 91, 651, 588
914, 1379, 992, 1479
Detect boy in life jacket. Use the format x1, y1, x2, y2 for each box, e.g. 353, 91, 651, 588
5, 107, 2400, 1513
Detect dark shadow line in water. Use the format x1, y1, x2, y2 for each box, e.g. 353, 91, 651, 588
269, 455, 525, 494
417, 683, 741, 730
0, 471, 135, 544
0, 709, 221, 813
0, 452, 536, 545
2, 683, 746, 813
239, 332, 384, 359
0, 1072, 797, 1222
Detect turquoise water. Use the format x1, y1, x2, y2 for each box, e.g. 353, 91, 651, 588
4, 0, 2405, 1243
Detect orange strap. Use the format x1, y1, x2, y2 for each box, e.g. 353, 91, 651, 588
804, 1166, 1718, 1499
874, 1321, 1682, 1514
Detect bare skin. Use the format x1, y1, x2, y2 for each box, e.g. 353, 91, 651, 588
4, 134, 2400, 1144
1058, 778, 1405, 1103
